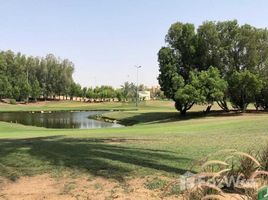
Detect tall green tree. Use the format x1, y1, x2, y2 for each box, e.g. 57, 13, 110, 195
159, 20, 268, 114
0, 76, 12, 99
120, 82, 137, 102
18, 78, 31, 102
173, 73, 200, 115
158, 22, 199, 114
228, 70, 263, 111
193, 67, 228, 113
86, 88, 96, 100
31, 79, 41, 101
68, 83, 82, 100
0, 50, 75, 102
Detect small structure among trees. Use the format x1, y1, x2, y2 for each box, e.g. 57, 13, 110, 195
138, 91, 151, 101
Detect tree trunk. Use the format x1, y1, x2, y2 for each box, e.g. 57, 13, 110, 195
175, 101, 194, 115
205, 105, 212, 114
174, 101, 182, 112
255, 103, 259, 111
180, 108, 187, 115
217, 100, 229, 112
241, 103, 248, 112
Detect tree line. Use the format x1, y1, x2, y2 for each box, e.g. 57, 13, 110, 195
0, 50, 154, 103
0, 51, 160, 103
69, 82, 163, 102
0, 50, 74, 101
158, 20, 268, 115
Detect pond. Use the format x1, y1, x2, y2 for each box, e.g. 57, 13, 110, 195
0, 111, 122, 129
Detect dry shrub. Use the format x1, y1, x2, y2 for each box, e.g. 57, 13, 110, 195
182, 183, 223, 200
258, 144, 268, 171
242, 171, 268, 200
238, 152, 259, 180
173, 147, 268, 199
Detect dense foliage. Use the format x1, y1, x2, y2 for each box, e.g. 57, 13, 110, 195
158, 20, 268, 114
0, 50, 159, 103
0, 50, 74, 101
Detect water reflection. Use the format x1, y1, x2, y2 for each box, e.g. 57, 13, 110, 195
0, 111, 122, 129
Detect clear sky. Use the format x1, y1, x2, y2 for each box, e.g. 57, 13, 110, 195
0, 0, 268, 88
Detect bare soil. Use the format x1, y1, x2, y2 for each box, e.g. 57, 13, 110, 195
0, 175, 179, 200
0, 175, 246, 200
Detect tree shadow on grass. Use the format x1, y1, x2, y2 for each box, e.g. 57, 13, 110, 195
118, 110, 245, 126
0, 136, 192, 181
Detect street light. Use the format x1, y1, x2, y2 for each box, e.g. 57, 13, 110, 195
134, 65, 142, 107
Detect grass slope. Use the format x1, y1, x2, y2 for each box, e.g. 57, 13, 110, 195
0, 101, 267, 181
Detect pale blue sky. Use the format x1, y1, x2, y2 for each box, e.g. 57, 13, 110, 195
0, 0, 268, 87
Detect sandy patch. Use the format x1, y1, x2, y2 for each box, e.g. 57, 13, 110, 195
0, 175, 181, 200
0, 175, 246, 200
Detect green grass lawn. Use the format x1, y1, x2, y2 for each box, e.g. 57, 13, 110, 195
0, 100, 139, 112
0, 100, 267, 182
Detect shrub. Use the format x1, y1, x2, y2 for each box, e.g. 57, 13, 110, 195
258, 144, 268, 171
9, 99, 16, 105
255, 81, 268, 110
228, 70, 263, 111
164, 148, 268, 199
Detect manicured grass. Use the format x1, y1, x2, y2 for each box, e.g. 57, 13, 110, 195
0, 100, 267, 182
0, 100, 138, 112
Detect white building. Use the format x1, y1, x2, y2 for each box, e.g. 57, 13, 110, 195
138, 91, 151, 101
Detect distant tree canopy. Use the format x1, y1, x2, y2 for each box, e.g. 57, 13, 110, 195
0, 50, 75, 101
0, 50, 156, 103
158, 20, 268, 114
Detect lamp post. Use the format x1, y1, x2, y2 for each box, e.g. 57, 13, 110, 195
135, 65, 141, 107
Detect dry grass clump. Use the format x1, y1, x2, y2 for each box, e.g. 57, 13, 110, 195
258, 144, 268, 171
164, 145, 268, 200
182, 183, 224, 200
